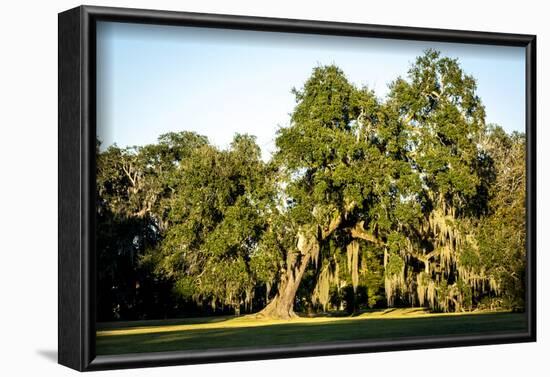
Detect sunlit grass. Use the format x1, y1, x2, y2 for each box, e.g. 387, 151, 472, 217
96, 309, 526, 355
97, 308, 501, 336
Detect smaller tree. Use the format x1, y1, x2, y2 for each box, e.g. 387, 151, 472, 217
469, 126, 526, 310
153, 135, 275, 314
96, 132, 208, 320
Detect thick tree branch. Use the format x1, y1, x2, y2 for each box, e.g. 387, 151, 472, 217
349, 221, 383, 245
321, 213, 343, 239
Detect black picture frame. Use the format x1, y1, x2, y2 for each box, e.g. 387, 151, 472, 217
58, 5, 537, 372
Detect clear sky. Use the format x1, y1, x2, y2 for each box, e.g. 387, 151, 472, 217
96, 21, 525, 160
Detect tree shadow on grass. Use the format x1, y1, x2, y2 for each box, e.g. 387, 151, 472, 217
97, 315, 235, 331
96, 312, 527, 356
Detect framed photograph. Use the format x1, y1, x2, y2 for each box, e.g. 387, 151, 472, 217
58, 5, 536, 371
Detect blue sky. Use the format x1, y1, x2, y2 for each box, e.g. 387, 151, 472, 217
97, 21, 525, 160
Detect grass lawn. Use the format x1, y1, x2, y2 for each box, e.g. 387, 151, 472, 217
96, 308, 527, 355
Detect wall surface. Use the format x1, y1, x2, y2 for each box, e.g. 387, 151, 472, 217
0, 0, 547, 375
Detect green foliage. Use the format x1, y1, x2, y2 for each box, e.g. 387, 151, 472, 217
173, 276, 196, 299
275, 65, 385, 225
250, 230, 284, 286
154, 134, 275, 313
385, 254, 405, 277
96, 132, 209, 321
472, 126, 526, 310
96, 51, 526, 320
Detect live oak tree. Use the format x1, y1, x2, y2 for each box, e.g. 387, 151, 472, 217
258, 65, 414, 318
468, 125, 526, 310
382, 50, 490, 311
260, 50, 521, 317
96, 132, 209, 320
152, 135, 276, 313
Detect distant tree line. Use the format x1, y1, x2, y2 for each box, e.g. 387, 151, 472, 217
97, 50, 526, 321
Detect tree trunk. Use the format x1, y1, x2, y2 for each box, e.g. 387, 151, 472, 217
257, 251, 311, 319
257, 214, 341, 319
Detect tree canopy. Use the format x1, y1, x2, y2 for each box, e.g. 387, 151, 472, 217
96, 50, 526, 321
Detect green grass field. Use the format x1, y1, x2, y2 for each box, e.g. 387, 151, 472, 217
96, 308, 527, 355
